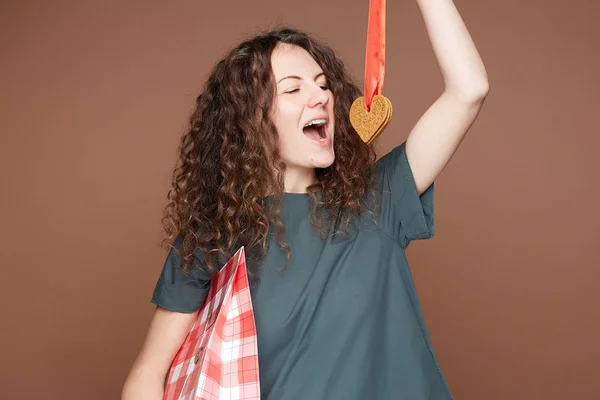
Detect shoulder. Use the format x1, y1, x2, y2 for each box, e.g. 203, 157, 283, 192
372, 141, 435, 247
150, 235, 213, 313
373, 141, 409, 192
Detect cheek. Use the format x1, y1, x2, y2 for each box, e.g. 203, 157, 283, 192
276, 105, 303, 137
276, 126, 295, 153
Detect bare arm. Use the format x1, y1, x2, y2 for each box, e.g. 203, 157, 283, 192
406, 0, 490, 194
121, 307, 196, 400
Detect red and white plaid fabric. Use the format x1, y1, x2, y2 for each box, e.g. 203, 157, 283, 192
164, 247, 260, 400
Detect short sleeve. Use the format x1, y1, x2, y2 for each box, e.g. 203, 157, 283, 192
377, 141, 435, 249
150, 236, 212, 313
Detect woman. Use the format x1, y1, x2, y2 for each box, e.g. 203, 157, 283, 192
122, 1, 488, 398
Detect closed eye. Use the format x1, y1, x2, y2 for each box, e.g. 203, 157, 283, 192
284, 85, 328, 94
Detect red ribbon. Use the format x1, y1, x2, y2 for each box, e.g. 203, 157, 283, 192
363, 0, 386, 111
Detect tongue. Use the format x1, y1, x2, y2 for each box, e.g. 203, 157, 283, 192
303, 127, 322, 141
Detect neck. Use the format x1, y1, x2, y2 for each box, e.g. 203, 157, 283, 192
283, 165, 317, 193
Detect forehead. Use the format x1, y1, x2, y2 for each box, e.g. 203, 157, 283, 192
271, 44, 324, 80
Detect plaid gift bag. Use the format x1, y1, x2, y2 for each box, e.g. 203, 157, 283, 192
163, 247, 261, 400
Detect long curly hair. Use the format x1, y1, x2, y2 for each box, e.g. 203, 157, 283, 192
162, 27, 378, 276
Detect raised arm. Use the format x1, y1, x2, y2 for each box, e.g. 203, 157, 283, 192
406, 0, 489, 194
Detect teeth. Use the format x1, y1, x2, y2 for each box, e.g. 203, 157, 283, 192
305, 119, 327, 127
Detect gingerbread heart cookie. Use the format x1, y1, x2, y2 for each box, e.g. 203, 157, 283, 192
350, 94, 393, 144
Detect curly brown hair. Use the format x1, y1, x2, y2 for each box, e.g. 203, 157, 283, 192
161, 27, 378, 276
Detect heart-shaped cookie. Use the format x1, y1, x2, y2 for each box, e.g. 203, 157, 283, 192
350, 94, 393, 144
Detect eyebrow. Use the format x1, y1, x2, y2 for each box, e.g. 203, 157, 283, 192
277, 72, 325, 84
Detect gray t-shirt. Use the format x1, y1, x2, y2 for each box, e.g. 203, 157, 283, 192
151, 142, 453, 399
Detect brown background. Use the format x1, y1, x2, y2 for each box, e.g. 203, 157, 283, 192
1, 0, 599, 399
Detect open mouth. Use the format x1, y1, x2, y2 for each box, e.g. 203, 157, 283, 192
303, 119, 328, 142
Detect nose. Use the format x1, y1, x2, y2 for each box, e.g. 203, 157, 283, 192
307, 84, 329, 108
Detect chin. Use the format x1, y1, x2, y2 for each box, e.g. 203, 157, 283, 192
311, 152, 335, 169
